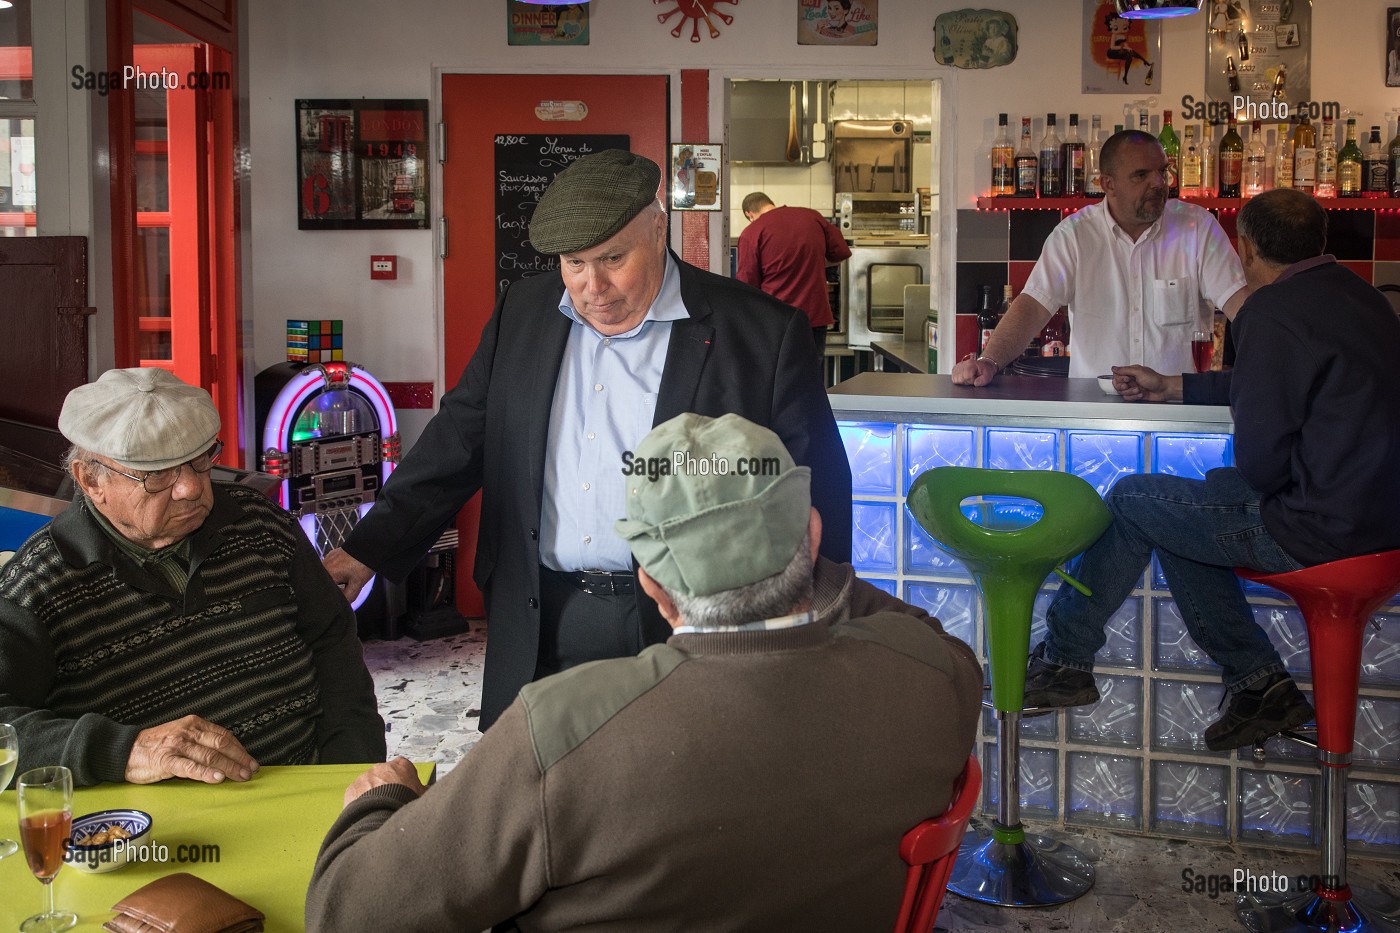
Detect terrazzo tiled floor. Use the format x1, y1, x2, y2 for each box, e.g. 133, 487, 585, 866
362, 628, 1400, 932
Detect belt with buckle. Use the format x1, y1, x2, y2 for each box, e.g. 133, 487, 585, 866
554, 569, 635, 596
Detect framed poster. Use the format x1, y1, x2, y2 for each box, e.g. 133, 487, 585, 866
494, 134, 629, 295
1388, 7, 1400, 87
670, 144, 722, 211
798, 0, 878, 46
296, 99, 429, 230
507, 1, 589, 46
1083, 0, 1160, 94
1204, 0, 1311, 115
932, 9, 1017, 69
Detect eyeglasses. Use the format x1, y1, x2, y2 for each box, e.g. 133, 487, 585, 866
94, 441, 222, 494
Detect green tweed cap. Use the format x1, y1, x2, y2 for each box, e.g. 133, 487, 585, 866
614, 414, 812, 599
528, 149, 662, 255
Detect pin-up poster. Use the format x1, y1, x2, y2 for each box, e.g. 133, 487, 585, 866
506, 1, 589, 46
1083, 0, 1161, 94
798, 0, 878, 46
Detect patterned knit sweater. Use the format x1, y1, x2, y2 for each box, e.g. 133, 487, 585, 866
0, 483, 385, 785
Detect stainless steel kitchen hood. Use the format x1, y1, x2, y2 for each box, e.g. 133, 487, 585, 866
728, 80, 829, 165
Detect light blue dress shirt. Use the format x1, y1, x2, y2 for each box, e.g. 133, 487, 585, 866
539, 255, 689, 572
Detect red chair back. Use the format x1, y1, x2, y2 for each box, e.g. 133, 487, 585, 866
893, 754, 982, 933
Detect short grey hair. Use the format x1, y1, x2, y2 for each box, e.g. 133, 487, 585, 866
668, 538, 814, 629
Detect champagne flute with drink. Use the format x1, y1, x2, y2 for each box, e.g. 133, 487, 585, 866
0, 723, 17, 859
17, 764, 78, 933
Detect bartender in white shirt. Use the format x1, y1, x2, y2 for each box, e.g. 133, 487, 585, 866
952, 130, 1248, 386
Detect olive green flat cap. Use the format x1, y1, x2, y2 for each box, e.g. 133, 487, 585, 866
528, 149, 662, 255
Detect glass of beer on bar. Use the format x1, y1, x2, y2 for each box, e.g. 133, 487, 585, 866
1191, 329, 1213, 373
16, 765, 77, 933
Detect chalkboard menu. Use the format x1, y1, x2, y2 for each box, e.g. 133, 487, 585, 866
494, 134, 630, 295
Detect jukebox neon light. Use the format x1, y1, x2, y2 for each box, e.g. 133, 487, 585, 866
259, 361, 399, 610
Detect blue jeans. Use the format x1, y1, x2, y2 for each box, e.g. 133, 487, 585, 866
1044, 467, 1304, 694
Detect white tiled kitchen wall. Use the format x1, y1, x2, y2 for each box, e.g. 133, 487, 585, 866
728, 80, 934, 240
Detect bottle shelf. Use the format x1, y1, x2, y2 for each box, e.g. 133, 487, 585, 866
976, 196, 1400, 212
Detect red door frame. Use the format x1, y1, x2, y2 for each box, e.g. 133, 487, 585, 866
106, 0, 243, 464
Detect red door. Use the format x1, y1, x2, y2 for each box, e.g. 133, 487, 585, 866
440, 73, 669, 615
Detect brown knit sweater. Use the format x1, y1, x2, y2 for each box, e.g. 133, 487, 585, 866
306, 587, 981, 932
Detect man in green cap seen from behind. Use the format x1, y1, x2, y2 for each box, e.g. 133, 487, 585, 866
309, 413, 980, 932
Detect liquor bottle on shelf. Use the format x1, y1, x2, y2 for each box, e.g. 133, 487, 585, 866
1243, 120, 1266, 197
1181, 125, 1202, 197
1218, 114, 1243, 199
1039, 114, 1063, 198
1363, 126, 1390, 197
1292, 111, 1317, 194
1316, 116, 1338, 198
1276, 120, 1295, 191
1061, 113, 1086, 197
1085, 115, 1106, 198
1337, 118, 1364, 198
1014, 116, 1038, 197
1263, 124, 1277, 191
991, 113, 1015, 197
976, 285, 998, 355
1390, 119, 1400, 198
1200, 123, 1217, 197
1159, 110, 1179, 198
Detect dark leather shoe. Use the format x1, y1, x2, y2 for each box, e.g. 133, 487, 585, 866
1022, 643, 1100, 712
1204, 672, 1314, 751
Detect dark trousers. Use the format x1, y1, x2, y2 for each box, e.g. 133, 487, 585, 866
535, 567, 644, 680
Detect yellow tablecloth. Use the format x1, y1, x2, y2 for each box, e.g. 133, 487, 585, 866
0, 762, 434, 932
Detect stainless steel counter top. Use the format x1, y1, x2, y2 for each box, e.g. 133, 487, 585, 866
827, 372, 1234, 431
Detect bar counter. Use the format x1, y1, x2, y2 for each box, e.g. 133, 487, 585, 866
826, 373, 1400, 858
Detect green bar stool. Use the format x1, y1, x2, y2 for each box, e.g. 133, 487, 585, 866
908, 466, 1111, 907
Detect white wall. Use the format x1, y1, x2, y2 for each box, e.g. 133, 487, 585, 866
245, 0, 1400, 397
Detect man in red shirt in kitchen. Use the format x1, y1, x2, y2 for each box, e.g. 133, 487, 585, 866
737, 192, 851, 365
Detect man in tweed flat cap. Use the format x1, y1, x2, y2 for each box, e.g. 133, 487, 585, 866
324, 148, 852, 730
308, 415, 978, 931
0, 368, 384, 786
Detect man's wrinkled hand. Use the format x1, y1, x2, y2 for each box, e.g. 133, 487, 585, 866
1111, 365, 1181, 403
322, 547, 374, 603
125, 715, 259, 784
951, 355, 998, 387
343, 757, 426, 808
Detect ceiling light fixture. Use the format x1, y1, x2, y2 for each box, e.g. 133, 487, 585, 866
1114, 0, 1204, 18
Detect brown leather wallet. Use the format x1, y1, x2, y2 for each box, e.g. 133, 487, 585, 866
104, 873, 264, 933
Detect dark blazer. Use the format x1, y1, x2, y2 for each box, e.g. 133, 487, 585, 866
344, 253, 852, 726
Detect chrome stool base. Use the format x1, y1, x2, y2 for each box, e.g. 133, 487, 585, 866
1238, 886, 1400, 933
947, 824, 1095, 907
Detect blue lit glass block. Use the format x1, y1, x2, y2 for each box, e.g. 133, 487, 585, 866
1354, 696, 1400, 770
1348, 781, 1400, 852
985, 427, 1058, 471
1067, 430, 1145, 496
905, 582, 978, 649
1069, 674, 1142, 748
904, 425, 976, 495
1151, 679, 1227, 754
1240, 770, 1318, 849
982, 704, 1058, 740
851, 501, 897, 573
1067, 752, 1142, 829
1151, 761, 1228, 838
984, 745, 1058, 819
839, 421, 897, 496
1153, 598, 1221, 673
860, 576, 898, 597
1151, 554, 1166, 591
1152, 433, 1232, 478
1251, 603, 1310, 679
904, 505, 972, 577
1361, 611, 1400, 688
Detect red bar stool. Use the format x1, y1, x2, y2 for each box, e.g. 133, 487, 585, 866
1235, 548, 1400, 933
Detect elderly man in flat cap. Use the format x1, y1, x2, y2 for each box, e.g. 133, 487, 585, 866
323, 148, 852, 729
0, 368, 385, 786
307, 413, 980, 932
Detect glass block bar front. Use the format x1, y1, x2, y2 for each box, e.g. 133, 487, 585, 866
835, 405, 1400, 857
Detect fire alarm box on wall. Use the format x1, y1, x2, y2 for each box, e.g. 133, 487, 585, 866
371, 255, 397, 280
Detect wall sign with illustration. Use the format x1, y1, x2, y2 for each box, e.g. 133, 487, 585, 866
507, 0, 589, 46
1387, 7, 1400, 87
1203, 0, 1311, 116
296, 99, 429, 230
669, 144, 722, 212
933, 9, 1016, 69
798, 0, 878, 46
1083, 0, 1160, 93
493, 134, 629, 295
